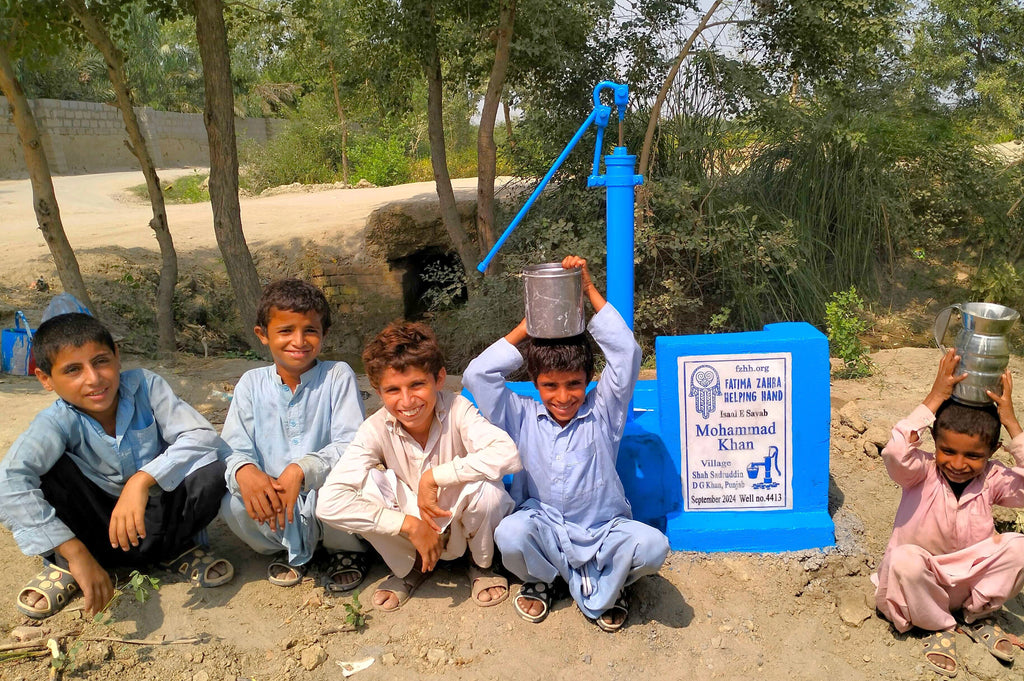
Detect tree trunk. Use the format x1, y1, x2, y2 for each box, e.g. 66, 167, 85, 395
192, 0, 264, 353
423, 10, 479, 282
638, 0, 726, 179
66, 0, 178, 358
0, 44, 95, 313
476, 0, 516, 274
503, 99, 514, 146
327, 57, 350, 185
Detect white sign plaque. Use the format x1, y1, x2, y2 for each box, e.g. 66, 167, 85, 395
678, 353, 793, 511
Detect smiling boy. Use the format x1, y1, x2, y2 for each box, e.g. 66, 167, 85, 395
463, 256, 670, 631
220, 279, 368, 591
875, 349, 1024, 675
316, 321, 520, 611
0, 313, 232, 620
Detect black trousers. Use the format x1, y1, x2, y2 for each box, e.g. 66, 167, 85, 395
39, 455, 226, 569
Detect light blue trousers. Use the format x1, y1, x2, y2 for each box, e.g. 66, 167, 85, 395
220, 489, 365, 567
495, 509, 669, 619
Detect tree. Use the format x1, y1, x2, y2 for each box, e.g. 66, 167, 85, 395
475, 0, 515, 269
191, 0, 263, 352
65, 0, 179, 356
910, 0, 1024, 138
0, 7, 95, 312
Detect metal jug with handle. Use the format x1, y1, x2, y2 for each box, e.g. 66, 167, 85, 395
933, 302, 1020, 405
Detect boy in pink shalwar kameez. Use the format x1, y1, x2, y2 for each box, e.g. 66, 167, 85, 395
875, 349, 1024, 676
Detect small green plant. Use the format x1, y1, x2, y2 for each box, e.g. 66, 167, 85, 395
825, 286, 873, 379
125, 570, 161, 604
51, 571, 160, 675
342, 592, 365, 629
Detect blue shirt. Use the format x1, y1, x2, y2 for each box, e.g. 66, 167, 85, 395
0, 368, 228, 556
222, 360, 365, 495
463, 304, 641, 536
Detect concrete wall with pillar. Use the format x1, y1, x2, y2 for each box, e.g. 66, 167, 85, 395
0, 96, 286, 179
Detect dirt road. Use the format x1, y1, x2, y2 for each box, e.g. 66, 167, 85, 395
0, 170, 484, 277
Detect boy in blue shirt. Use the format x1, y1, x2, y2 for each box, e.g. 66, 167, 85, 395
220, 279, 368, 591
463, 256, 669, 631
0, 313, 233, 620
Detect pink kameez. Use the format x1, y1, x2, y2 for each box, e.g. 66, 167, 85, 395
874, 404, 1024, 632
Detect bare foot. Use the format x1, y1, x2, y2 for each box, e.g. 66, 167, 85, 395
332, 571, 360, 588
207, 559, 230, 581
19, 589, 46, 612
373, 587, 401, 610
269, 564, 301, 582
516, 594, 545, 617
599, 608, 626, 628
476, 584, 507, 603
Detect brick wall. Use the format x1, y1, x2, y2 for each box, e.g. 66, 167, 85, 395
0, 97, 286, 178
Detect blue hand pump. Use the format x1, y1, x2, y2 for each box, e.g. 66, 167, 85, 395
476, 81, 644, 329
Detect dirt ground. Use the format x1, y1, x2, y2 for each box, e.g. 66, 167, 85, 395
1, 172, 1023, 680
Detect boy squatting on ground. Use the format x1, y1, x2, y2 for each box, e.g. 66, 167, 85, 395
316, 321, 520, 611
219, 279, 369, 591
875, 348, 1024, 676
463, 255, 670, 632
0, 313, 233, 620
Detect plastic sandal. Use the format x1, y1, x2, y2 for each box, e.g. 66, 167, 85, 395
374, 568, 428, 612
266, 556, 307, 587
923, 629, 959, 678
595, 593, 629, 633
468, 564, 509, 607
16, 564, 79, 620
961, 618, 1015, 662
514, 582, 553, 623
161, 546, 234, 587
324, 551, 368, 595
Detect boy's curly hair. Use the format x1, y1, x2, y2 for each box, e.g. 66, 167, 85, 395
33, 313, 116, 375
256, 279, 332, 333
363, 321, 445, 390
933, 398, 1001, 452
522, 333, 594, 384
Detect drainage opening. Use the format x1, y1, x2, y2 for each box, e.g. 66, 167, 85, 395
398, 249, 468, 318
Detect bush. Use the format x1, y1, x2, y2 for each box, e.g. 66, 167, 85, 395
240, 119, 341, 193
350, 136, 411, 187
824, 286, 872, 378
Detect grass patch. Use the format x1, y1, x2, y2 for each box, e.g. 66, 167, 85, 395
128, 173, 209, 204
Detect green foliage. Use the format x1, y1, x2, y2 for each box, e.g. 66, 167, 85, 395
825, 286, 873, 378
421, 259, 467, 312
129, 173, 209, 204
125, 570, 161, 604
342, 592, 366, 629
970, 261, 1024, 312
350, 136, 411, 186
241, 117, 342, 193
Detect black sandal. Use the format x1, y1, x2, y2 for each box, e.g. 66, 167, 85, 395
514, 582, 553, 623
324, 551, 368, 596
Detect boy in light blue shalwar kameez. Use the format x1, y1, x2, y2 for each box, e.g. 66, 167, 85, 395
463, 256, 669, 631
219, 279, 367, 591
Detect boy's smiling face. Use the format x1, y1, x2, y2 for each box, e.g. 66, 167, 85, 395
933, 427, 994, 484
535, 369, 588, 426
36, 340, 121, 423
255, 307, 324, 384
378, 365, 445, 443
